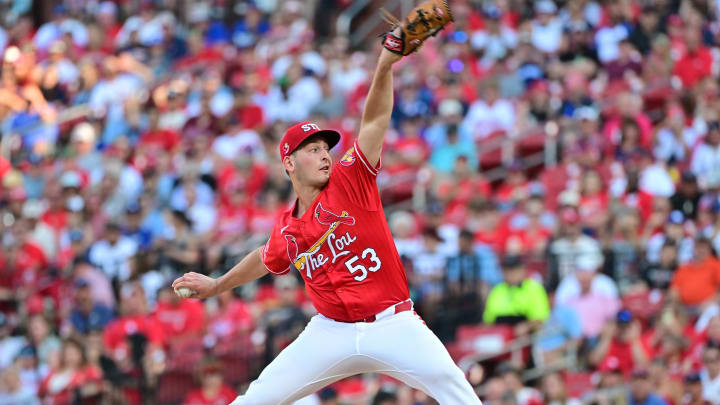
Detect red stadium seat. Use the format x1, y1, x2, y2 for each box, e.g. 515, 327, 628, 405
156, 371, 195, 405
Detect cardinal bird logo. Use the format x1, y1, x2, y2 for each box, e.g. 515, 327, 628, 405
285, 234, 299, 264
315, 203, 356, 227
340, 148, 356, 167
289, 203, 356, 277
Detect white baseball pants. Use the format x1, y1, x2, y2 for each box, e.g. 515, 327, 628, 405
230, 302, 481, 405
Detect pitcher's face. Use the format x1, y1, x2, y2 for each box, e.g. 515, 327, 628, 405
285, 138, 332, 188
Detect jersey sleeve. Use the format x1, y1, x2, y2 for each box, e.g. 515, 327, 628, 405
260, 221, 292, 275
332, 140, 382, 211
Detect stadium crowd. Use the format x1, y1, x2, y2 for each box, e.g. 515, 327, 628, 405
2, 0, 720, 403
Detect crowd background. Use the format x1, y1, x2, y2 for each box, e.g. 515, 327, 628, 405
3, 0, 720, 404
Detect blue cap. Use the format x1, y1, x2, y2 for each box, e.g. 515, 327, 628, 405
668, 210, 685, 225
617, 309, 633, 323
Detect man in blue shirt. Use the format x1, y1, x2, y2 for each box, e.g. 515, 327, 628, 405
70, 279, 114, 335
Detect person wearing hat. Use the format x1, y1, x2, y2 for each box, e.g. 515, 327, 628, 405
670, 171, 701, 221
483, 255, 550, 337
589, 309, 651, 376
68, 278, 114, 335
645, 209, 694, 264
174, 38, 481, 403
183, 359, 237, 405
684, 371, 711, 405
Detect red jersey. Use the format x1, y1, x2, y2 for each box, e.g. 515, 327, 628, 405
261, 141, 410, 322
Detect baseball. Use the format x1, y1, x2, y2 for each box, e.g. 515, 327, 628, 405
174, 287, 195, 298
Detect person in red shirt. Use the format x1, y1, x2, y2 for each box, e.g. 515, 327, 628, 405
38, 337, 102, 405
173, 38, 480, 404
102, 282, 166, 405
590, 310, 652, 376
183, 360, 237, 405
153, 285, 206, 341
674, 27, 712, 89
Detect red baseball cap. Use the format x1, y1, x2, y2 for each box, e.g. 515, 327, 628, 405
279, 122, 341, 160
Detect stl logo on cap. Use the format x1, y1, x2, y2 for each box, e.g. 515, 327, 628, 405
283, 143, 290, 154
301, 123, 320, 132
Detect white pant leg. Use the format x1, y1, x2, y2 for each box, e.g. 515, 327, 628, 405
230, 315, 372, 405
358, 311, 482, 405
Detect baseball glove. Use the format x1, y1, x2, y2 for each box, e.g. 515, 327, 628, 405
380, 0, 453, 56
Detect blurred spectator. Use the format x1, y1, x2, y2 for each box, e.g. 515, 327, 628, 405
555, 253, 620, 339
88, 222, 138, 283
152, 284, 205, 340
691, 122, 720, 190
640, 242, 679, 291
0, 312, 26, 370
671, 173, 701, 221
531, 1, 563, 54
628, 369, 667, 405
483, 255, 550, 337
25, 314, 61, 369
701, 343, 720, 404
547, 207, 602, 289
483, 376, 508, 405
183, 359, 236, 405
541, 372, 581, 405
68, 278, 114, 336
38, 337, 101, 404
589, 310, 651, 375
205, 290, 254, 347
648, 359, 683, 405
461, 80, 515, 140
0, 365, 39, 405
684, 372, 708, 405
430, 123, 478, 173
497, 363, 543, 405
670, 238, 720, 309
534, 300, 583, 364
412, 227, 451, 324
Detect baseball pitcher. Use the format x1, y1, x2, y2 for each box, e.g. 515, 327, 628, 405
173, 2, 481, 403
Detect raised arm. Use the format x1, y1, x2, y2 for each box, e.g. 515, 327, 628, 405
356, 46, 402, 167
172, 247, 268, 299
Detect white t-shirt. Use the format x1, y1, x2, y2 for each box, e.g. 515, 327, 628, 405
701, 368, 720, 405
88, 237, 139, 281
595, 25, 629, 63
531, 18, 563, 53
461, 99, 515, 140
212, 129, 263, 161
639, 163, 675, 197
692, 143, 720, 187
